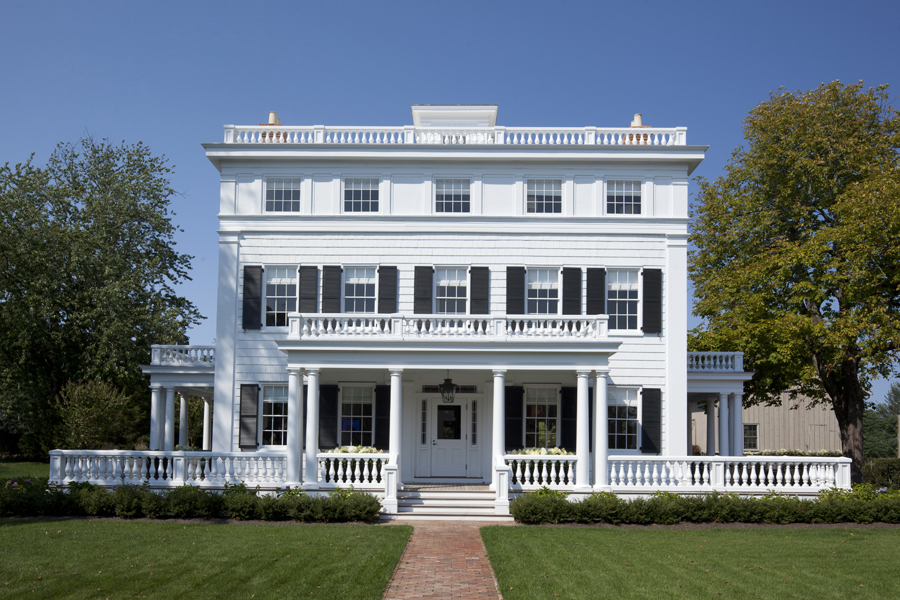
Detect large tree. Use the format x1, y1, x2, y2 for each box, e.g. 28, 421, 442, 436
0, 137, 203, 455
689, 81, 900, 481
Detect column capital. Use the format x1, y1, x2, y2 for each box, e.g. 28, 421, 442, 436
305, 368, 320, 376
286, 366, 304, 375
576, 370, 592, 378
593, 368, 610, 378
388, 368, 404, 376
492, 369, 507, 376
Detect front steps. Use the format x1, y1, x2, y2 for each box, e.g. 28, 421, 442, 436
381, 484, 513, 521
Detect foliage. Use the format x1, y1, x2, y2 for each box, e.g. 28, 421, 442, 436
689, 81, 900, 480
507, 447, 573, 456
863, 458, 900, 489
864, 381, 900, 458
54, 380, 140, 449
0, 137, 203, 456
508, 490, 572, 524
744, 449, 844, 457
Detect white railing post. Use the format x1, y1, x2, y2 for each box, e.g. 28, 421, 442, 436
223, 125, 235, 143
494, 464, 510, 515
710, 459, 726, 490
675, 127, 687, 145
172, 454, 186, 485
403, 125, 415, 144
382, 463, 398, 513
49, 451, 62, 484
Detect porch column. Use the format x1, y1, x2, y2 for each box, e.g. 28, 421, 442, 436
178, 393, 189, 447
302, 369, 320, 489
202, 398, 212, 451
575, 371, 591, 491
706, 397, 715, 456
731, 394, 744, 456
718, 392, 730, 457
491, 370, 506, 467
149, 385, 162, 451
388, 370, 403, 464
164, 387, 175, 452
286, 368, 303, 486
593, 371, 609, 489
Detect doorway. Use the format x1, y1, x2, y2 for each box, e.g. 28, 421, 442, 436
414, 395, 482, 479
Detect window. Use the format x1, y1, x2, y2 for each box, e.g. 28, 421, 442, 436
265, 267, 297, 327
436, 267, 467, 314
261, 385, 288, 446
527, 179, 562, 214
435, 179, 470, 213
340, 386, 374, 446
344, 267, 376, 313
743, 424, 759, 451
525, 387, 559, 448
527, 269, 559, 314
471, 400, 478, 446
607, 269, 639, 330
344, 178, 379, 213
607, 180, 641, 215
608, 388, 639, 450
265, 178, 302, 212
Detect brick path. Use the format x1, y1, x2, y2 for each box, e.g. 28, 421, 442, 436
383, 521, 505, 599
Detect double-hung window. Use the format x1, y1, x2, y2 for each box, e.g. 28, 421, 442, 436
435, 267, 467, 314
344, 179, 379, 213
265, 178, 302, 212
607, 269, 639, 330
261, 385, 288, 446
340, 386, 374, 446
527, 179, 562, 214
607, 180, 641, 215
527, 269, 559, 314
265, 267, 297, 327
344, 267, 376, 313
435, 179, 470, 213
525, 387, 559, 448
607, 388, 639, 450
743, 424, 759, 451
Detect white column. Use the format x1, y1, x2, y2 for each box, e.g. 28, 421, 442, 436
164, 387, 175, 452
202, 398, 212, 451
286, 368, 303, 485
706, 397, 715, 456
388, 370, 403, 464
178, 393, 189, 447
149, 385, 162, 451
731, 394, 743, 456
491, 370, 506, 491
593, 371, 609, 489
718, 392, 730, 457
302, 369, 320, 489
575, 371, 591, 491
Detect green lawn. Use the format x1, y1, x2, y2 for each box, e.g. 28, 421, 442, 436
0, 520, 411, 599
0, 461, 49, 479
482, 526, 900, 599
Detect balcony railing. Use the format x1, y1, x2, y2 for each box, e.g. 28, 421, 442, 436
687, 351, 744, 372
150, 345, 216, 367
287, 313, 608, 341
224, 125, 687, 146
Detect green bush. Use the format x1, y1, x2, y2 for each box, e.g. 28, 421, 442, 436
69, 481, 115, 516
864, 458, 900, 489
573, 491, 625, 524
509, 490, 572, 524
168, 485, 223, 519
222, 482, 260, 520
111, 484, 146, 518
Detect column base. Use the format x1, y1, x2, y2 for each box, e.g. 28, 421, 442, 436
301, 482, 320, 490
574, 484, 593, 493
494, 500, 510, 516
382, 499, 399, 513
592, 485, 612, 493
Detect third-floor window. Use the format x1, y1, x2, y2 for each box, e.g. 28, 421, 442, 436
435, 179, 470, 213
344, 179, 379, 213
527, 179, 562, 214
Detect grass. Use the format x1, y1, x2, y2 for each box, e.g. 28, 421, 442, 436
0, 519, 411, 599
482, 526, 900, 599
0, 461, 49, 479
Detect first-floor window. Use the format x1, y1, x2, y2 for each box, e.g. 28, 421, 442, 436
261, 385, 288, 446
608, 388, 639, 450
344, 267, 376, 313
525, 387, 559, 448
607, 269, 639, 330
266, 267, 297, 327
341, 386, 374, 446
743, 424, 759, 451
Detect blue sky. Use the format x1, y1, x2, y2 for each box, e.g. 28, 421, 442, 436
2, 1, 898, 402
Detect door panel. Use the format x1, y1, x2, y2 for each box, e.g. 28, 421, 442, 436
430, 399, 467, 477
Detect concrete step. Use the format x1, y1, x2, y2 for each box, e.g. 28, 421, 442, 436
398, 491, 494, 501
396, 504, 498, 515
398, 498, 495, 508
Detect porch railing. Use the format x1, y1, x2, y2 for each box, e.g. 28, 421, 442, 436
687, 351, 743, 372
317, 453, 390, 490
505, 455, 578, 490
150, 345, 216, 367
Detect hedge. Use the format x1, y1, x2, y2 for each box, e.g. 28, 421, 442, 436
864, 458, 900, 490
0, 478, 381, 522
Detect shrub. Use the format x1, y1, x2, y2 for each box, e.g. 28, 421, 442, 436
222, 482, 260, 520
111, 484, 146, 518
509, 490, 572, 524
573, 491, 625, 524
168, 485, 223, 519
864, 458, 900, 490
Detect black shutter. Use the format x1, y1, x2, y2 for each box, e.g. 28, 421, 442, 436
298, 266, 318, 313
560, 387, 577, 452
641, 388, 662, 454
506, 267, 525, 315
414, 266, 433, 314
239, 384, 259, 449
242, 266, 263, 330
562, 267, 582, 315
302, 385, 308, 440
378, 266, 398, 314
318, 385, 339, 450
504, 386, 524, 452
374, 385, 391, 450
643, 268, 662, 334
470, 267, 490, 314
586, 268, 606, 315
322, 266, 342, 313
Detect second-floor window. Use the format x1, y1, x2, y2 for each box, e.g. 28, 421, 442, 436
265, 178, 302, 212
527, 179, 562, 214
607, 180, 641, 215
344, 178, 379, 213
435, 179, 470, 213
607, 269, 639, 330
527, 268, 559, 314
344, 267, 376, 313
265, 267, 297, 327
435, 267, 467, 314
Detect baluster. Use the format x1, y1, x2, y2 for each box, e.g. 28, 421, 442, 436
624, 461, 634, 486
329, 458, 338, 483
643, 462, 651, 485
353, 458, 362, 484
227, 456, 235, 483
764, 462, 773, 486
617, 461, 626, 486
698, 462, 708, 485
536, 460, 546, 487
514, 460, 523, 485
651, 462, 660, 486
548, 461, 558, 486
799, 463, 808, 488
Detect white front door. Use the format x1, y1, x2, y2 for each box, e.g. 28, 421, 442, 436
430, 399, 468, 477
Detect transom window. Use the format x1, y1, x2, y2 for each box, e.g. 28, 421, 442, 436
607, 180, 641, 215
743, 424, 759, 451
344, 267, 376, 313
525, 387, 559, 448
265, 178, 302, 212
435, 179, 470, 213
608, 388, 639, 450
527, 179, 562, 214
340, 386, 374, 446
344, 179, 379, 213
261, 385, 288, 446
527, 269, 559, 314
265, 267, 297, 327
436, 267, 467, 314
607, 269, 639, 330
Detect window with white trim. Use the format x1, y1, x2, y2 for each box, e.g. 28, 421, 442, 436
435, 267, 467, 314
527, 268, 559, 314
435, 179, 470, 213
265, 178, 302, 212
344, 267, 376, 313
344, 178, 379, 213
607, 269, 639, 330
607, 388, 639, 450
525, 387, 559, 448
261, 385, 288, 446
743, 424, 759, 451
340, 386, 374, 446
265, 267, 297, 327
606, 180, 641, 215
527, 179, 562, 214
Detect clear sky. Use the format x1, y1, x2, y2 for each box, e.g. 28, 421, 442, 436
2, 1, 898, 402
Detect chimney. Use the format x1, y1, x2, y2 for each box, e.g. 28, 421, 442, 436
630, 113, 644, 127
268, 111, 281, 125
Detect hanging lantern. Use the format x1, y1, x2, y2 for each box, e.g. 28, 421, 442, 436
438, 370, 455, 403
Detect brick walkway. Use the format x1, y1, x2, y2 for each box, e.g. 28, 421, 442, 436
383, 521, 504, 599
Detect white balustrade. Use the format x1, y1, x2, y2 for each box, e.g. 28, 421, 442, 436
316, 453, 389, 489
687, 352, 743, 372
150, 345, 216, 366
504, 455, 578, 490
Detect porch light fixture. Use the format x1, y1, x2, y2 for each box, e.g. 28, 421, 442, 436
439, 370, 455, 404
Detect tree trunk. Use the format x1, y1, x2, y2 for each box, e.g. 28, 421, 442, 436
828, 360, 866, 483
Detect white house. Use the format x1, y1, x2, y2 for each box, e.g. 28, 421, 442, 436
49, 106, 850, 517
